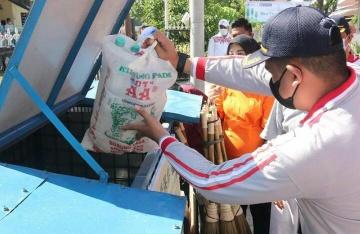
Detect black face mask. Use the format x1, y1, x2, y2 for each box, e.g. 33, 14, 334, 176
269, 69, 300, 109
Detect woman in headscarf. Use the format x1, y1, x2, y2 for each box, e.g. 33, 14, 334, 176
209, 34, 275, 234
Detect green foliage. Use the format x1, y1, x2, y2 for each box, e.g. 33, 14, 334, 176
204, 0, 246, 47
130, 0, 246, 52
130, 0, 166, 30
350, 15, 358, 25
311, 0, 338, 15
131, 0, 346, 51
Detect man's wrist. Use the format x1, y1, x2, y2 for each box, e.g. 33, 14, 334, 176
176, 52, 190, 74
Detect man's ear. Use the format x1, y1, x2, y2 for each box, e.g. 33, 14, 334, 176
286, 64, 303, 87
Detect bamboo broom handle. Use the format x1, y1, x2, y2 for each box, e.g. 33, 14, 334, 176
189, 184, 198, 234
217, 118, 228, 162
174, 126, 188, 146
210, 105, 223, 165
178, 122, 187, 142
207, 112, 215, 164
200, 109, 209, 160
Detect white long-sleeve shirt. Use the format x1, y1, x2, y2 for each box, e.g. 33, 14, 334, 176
207, 32, 231, 56
159, 56, 360, 233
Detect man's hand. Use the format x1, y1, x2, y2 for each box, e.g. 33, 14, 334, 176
141, 29, 179, 69
122, 106, 170, 143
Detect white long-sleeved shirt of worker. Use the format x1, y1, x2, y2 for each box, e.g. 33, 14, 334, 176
159, 59, 360, 233
196, 56, 304, 234
207, 32, 231, 56
191, 56, 360, 138
193, 56, 306, 138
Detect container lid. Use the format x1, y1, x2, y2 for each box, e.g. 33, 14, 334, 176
0, 0, 134, 149
130, 44, 140, 52
115, 36, 125, 47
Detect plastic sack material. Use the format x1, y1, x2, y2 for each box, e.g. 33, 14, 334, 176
81, 34, 177, 155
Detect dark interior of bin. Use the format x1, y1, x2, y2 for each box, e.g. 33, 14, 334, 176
0, 104, 146, 186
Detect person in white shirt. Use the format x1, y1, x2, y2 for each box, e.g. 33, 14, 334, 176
207, 19, 231, 56
130, 6, 360, 234
4, 18, 14, 34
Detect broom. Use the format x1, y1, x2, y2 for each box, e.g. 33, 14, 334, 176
207, 112, 215, 164
174, 125, 188, 146
217, 117, 228, 162
189, 184, 198, 234
219, 203, 238, 233
203, 111, 221, 233
210, 104, 223, 165
232, 204, 252, 234
212, 105, 239, 234
200, 108, 209, 159
178, 122, 188, 143
201, 202, 219, 234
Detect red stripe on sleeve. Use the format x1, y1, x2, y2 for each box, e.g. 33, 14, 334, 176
199, 154, 277, 190
195, 57, 207, 80
160, 136, 178, 151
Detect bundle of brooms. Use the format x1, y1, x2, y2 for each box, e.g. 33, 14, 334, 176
198, 103, 252, 234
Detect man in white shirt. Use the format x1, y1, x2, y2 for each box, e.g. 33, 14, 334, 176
131, 6, 360, 234
207, 19, 231, 56
4, 18, 14, 34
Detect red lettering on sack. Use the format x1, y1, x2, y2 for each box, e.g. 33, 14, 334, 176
135, 80, 142, 87
134, 139, 145, 144
142, 81, 149, 87
139, 88, 150, 100
109, 140, 132, 150
92, 145, 102, 153
126, 86, 137, 98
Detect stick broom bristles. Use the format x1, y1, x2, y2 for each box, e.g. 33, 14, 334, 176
231, 204, 252, 234
201, 202, 220, 234
220, 204, 238, 234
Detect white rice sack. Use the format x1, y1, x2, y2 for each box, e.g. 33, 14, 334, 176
81, 34, 177, 155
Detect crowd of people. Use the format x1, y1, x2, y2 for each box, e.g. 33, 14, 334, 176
0, 18, 14, 34
133, 6, 360, 234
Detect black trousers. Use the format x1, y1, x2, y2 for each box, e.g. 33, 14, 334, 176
242, 202, 271, 234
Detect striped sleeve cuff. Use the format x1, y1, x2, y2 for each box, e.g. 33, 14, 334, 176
191, 57, 207, 81
159, 135, 178, 151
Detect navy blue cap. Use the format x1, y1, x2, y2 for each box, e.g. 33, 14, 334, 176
331, 15, 351, 34
242, 6, 343, 68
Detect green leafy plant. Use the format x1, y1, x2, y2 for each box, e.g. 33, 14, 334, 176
130, 0, 246, 53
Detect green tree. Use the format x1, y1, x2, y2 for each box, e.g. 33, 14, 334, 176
130, 0, 340, 53
312, 0, 338, 15
130, 0, 246, 53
